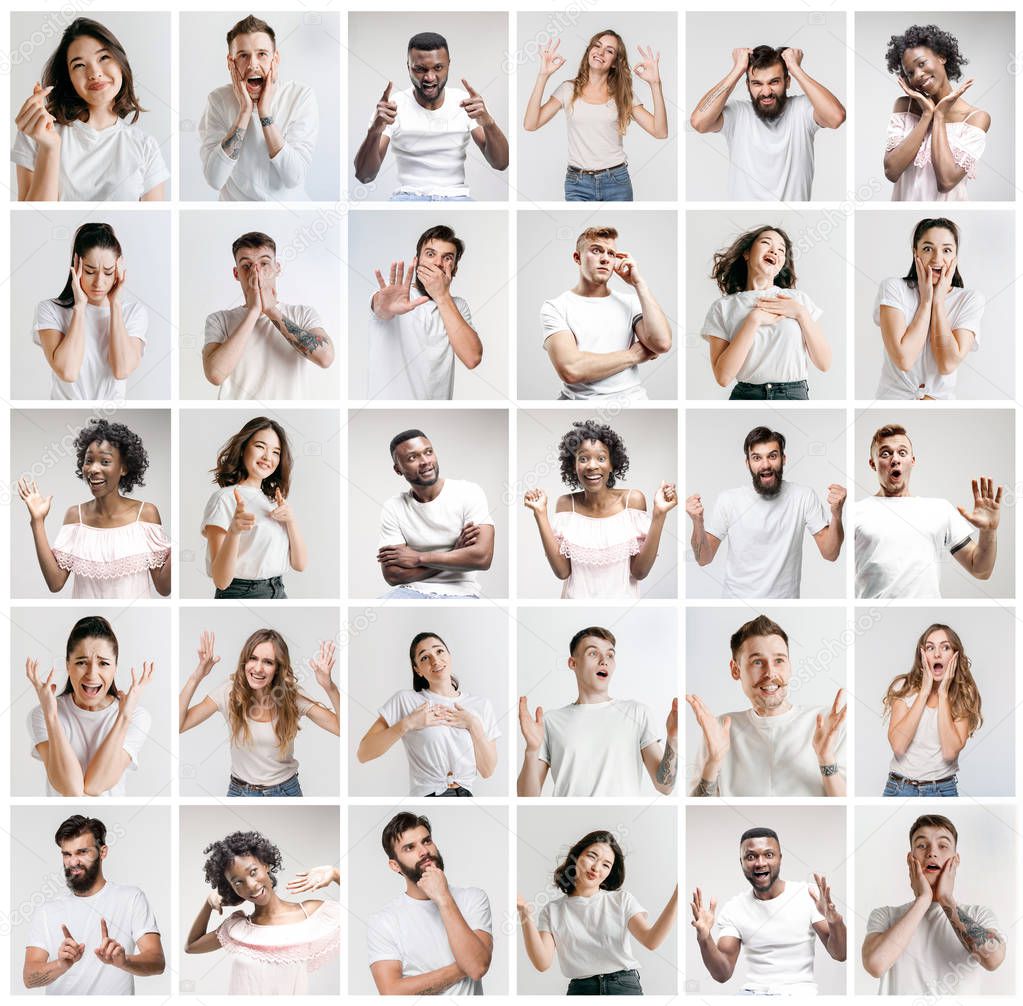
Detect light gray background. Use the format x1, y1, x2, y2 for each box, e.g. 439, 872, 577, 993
854, 208, 1015, 401
346, 408, 509, 599
11, 408, 171, 598
179, 606, 341, 798
178, 209, 342, 401
517, 209, 678, 401
516, 606, 677, 797
685, 408, 847, 598
11, 805, 172, 995
178, 11, 341, 201
854, 803, 1015, 994
686, 209, 847, 400
9, 12, 173, 199
517, 805, 678, 995
346, 804, 509, 995
348, 13, 510, 202
179, 804, 340, 995
685, 804, 845, 995
684, 605, 847, 787
10, 210, 172, 400
854, 13, 1015, 202
348, 210, 509, 400
854, 606, 1014, 797
853, 408, 1015, 598
347, 605, 511, 797
515, 12, 678, 202
179, 407, 340, 599
517, 408, 679, 599
686, 12, 847, 201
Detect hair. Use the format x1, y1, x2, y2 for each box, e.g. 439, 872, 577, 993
575, 225, 619, 255
52, 223, 123, 308
389, 429, 428, 460
885, 25, 967, 82
730, 615, 789, 662
902, 218, 964, 289
554, 830, 625, 894
382, 812, 432, 859
231, 231, 277, 260
568, 29, 635, 135
74, 419, 148, 494
409, 632, 460, 692
569, 625, 617, 657
212, 417, 292, 502
203, 830, 283, 907
711, 225, 796, 295
55, 814, 106, 848
869, 423, 912, 458
740, 826, 780, 848
748, 45, 790, 78
227, 629, 302, 754
408, 32, 449, 54
743, 426, 786, 459
415, 225, 465, 267
60, 616, 120, 697
909, 814, 958, 846
226, 15, 276, 50
42, 18, 145, 126
882, 623, 983, 737
557, 420, 630, 489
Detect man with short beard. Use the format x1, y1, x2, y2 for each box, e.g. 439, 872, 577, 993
23, 815, 165, 994
687, 425, 845, 597
367, 813, 493, 995
690, 44, 846, 201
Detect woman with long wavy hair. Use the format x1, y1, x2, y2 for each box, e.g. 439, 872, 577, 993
882, 623, 982, 797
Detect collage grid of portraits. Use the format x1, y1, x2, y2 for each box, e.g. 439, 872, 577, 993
0, 0, 1022, 1001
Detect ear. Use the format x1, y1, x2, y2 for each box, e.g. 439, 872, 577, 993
567, 655, 577, 672
99, 844, 109, 861
393, 462, 401, 477
868, 455, 877, 472
572, 250, 581, 265
729, 660, 741, 682
233, 266, 240, 281
274, 261, 282, 277
386, 859, 401, 876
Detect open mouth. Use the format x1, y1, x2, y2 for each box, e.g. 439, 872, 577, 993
759, 96, 776, 105
752, 868, 771, 880
925, 863, 942, 874
245, 73, 265, 91
584, 473, 603, 483
81, 682, 103, 697
596, 669, 609, 678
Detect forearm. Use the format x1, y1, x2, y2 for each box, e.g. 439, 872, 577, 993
789, 66, 845, 127
149, 551, 172, 597
532, 511, 571, 579
120, 950, 165, 976
435, 295, 482, 369
385, 962, 466, 995
929, 116, 967, 192
419, 541, 492, 572
23, 958, 69, 988
185, 903, 215, 952
890, 298, 932, 370
928, 300, 960, 374
42, 711, 86, 795
689, 519, 714, 566
106, 302, 139, 379
558, 345, 643, 384
269, 312, 334, 366
467, 721, 497, 778
523, 75, 552, 131
285, 521, 307, 572
517, 751, 545, 796
25, 144, 61, 201
690, 758, 722, 797
711, 315, 760, 385
50, 308, 87, 381
797, 312, 832, 371
210, 533, 242, 590
354, 126, 386, 183
817, 511, 844, 561
941, 901, 1004, 965
884, 112, 932, 181
642, 888, 679, 950
518, 913, 553, 970
935, 695, 964, 762
653, 740, 678, 794
646, 81, 669, 137
82, 713, 131, 794
382, 563, 438, 585
690, 66, 742, 131
967, 529, 997, 579
478, 119, 509, 170
630, 510, 667, 581
29, 518, 69, 592
261, 119, 284, 159
179, 675, 202, 732
863, 899, 929, 975
697, 935, 734, 982
205, 310, 258, 384
220, 113, 249, 160
357, 721, 407, 762
437, 899, 491, 980
633, 281, 672, 353
825, 917, 847, 961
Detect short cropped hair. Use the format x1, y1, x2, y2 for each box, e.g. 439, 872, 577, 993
55, 815, 106, 848
227, 15, 276, 49
870, 424, 912, 458
575, 226, 619, 254
740, 826, 780, 848
232, 231, 276, 260
408, 32, 448, 54
389, 429, 427, 459
909, 814, 958, 846
743, 426, 786, 459
569, 626, 616, 657
730, 615, 789, 661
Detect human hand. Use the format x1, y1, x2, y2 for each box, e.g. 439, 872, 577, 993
685, 493, 704, 523
896, 74, 935, 116
690, 888, 717, 941
453, 522, 480, 549
934, 79, 974, 118
117, 662, 155, 721
309, 640, 336, 691
812, 689, 846, 765
373, 259, 430, 317
665, 697, 679, 743
374, 81, 398, 128
258, 271, 280, 319
938, 652, 958, 696
732, 48, 752, 73
781, 47, 804, 72
934, 853, 959, 909
69, 255, 88, 308
57, 925, 85, 972
516, 892, 533, 917
227, 56, 253, 118
630, 339, 658, 364
404, 701, 451, 732
257, 50, 280, 118
459, 79, 493, 127
654, 481, 678, 516
17, 476, 53, 523
415, 258, 451, 300
243, 267, 263, 314
826, 483, 847, 513
287, 865, 337, 893
755, 292, 804, 320
808, 873, 842, 924
934, 256, 957, 302
634, 46, 661, 84
538, 40, 566, 77
447, 703, 480, 731
686, 694, 731, 770
417, 860, 451, 902
523, 488, 548, 514
957, 477, 1003, 531
207, 890, 224, 915
376, 543, 422, 569
196, 630, 220, 681
26, 659, 59, 718
107, 257, 126, 306
914, 253, 934, 301
906, 852, 933, 903
612, 250, 642, 287
15, 82, 59, 148
94, 918, 127, 969
269, 487, 294, 526
518, 696, 544, 751
230, 488, 256, 535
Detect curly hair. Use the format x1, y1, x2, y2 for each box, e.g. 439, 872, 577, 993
554, 830, 625, 895
557, 420, 630, 489
885, 25, 968, 82
74, 419, 149, 493
211, 417, 292, 502
711, 225, 796, 295
202, 831, 283, 907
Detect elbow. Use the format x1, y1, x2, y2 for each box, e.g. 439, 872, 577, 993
54, 780, 85, 797
205, 368, 225, 387
937, 359, 958, 377
290, 558, 307, 573
382, 569, 400, 587
356, 744, 372, 764
54, 364, 81, 384
466, 960, 491, 982
936, 175, 960, 195
712, 369, 730, 388
829, 109, 847, 129
82, 781, 105, 797
882, 160, 900, 184
318, 345, 336, 369
464, 347, 483, 370
556, 361, 583, 385
184, 942, 199, 956
689, 113, 707, 133
213, 573, 234, 591
862, 955, 885, 980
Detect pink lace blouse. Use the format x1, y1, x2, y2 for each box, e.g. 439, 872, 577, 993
885, 111, 987, 201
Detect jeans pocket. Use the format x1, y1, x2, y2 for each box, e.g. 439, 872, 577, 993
882, 779, 899, 797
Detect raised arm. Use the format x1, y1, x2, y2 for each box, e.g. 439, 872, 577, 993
27, 659, 85, 796
259, 277, 334, 369
629, 884, 678, 950
82, 664, 153, 795
929, 82, 987, 194
935, 655, 971, 763
781, 49, 846, 128
809, 874, 846, 961
620, 253, 671, 354
685, 493, 721, 567
304, 641, 340, 736
516, 697, 550, 796
690, 888, 740, 982
686, 694, 731, 796
14, 83, 61, 201
414, 259, 482, 370
630, 484, 676, 581
812, 485, 846, 563
630, 47, 669, 139
523, 42, 566, 132
463, 79, 509, 171
517, 895, 557, 971
17, 479, 71, 592
184, 895, 225, 955
952, 478, 1001, 581
354, 82, 395, 184
690, 49, 748, 133
523, 490, 572, 581
179, 631, 221, 732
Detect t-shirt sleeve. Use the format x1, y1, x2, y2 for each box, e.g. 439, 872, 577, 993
945, 501, 976, 553
140, 132, 170, 195
478, 697, 501, 740
11, 129, 38, 170
454, 296, 473, 328
463, 482, 494, 526
885, 112, 911, 152
460, 888, 493, 934
25, 903, 50, 951
378, 691, 408, 727
33, 299, 66, 347
366, 911, 402, 965
269, 86, 318, 190
794, 289, 822, 322
620, 888, 646, 922
537, 900, 553, 934
130, 887, 161, 940
537, 718, 552, 767
873, 277, 908, 326
800, 93, 822, 135
290, 304, 326, 334
636, 702, 661, 749
204, 310, 229, 347
952, 289, 985, 346
966, 903, 1002, 939
551, 81, 573, 109
209, 678, 232, 717
123, 300, 149, 345
29, 704, 48, 757
201, 488, 234, 534
713, 899, 741, 941
541, 296, 570, 347
122, 706, 151, 769
296, 693, 316, 717
719, 101, 737, 141
704, 493, 729, 541
803, 488, 831, 536
701, 298, 731, 342
865, 905, 893, 934
378, 498, 406, 548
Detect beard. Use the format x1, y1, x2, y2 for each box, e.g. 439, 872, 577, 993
408, 463, 440, 488
750, 463, 784, 498
65, 857, 101, 894
749, 87, 788, 122
412, 78, 446, 104
398, 851, 445, 884
743, 863, 781, 892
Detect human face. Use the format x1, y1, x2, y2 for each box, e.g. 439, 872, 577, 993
79, 247, 118, 304
67, 637, 116, 710
921, 629, 956, 684
910, 825, 956, 888
244, 640, 278, 694
731, 635, 791, 716
744, 230, 787, 283
224, 854, 274, 907
415, 238, 459, 296
60, 835, 105, 893
243, 427, 281, 483
574, 238, 617, 285
413, 637, 452, 687
233, 245, 279, 292
574, 842, 615, 892
575, 439, 613, 491
587, 35, 619, 73
915, 228, 957, 287
747, 62, 788, 121
569, 636, 616, 691
82, 439, 126, 498
871, 434, 914, 496
229, 32, 276, 102
67, 35, 123, 109
901, 46, 947, 96
740, 837, 782, 894
746, 441, 785, 498
393, 437, 439, 488
390, 826, 445, 883
408, 47, 449, 104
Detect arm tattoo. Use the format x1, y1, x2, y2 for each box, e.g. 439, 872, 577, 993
697, 82, 731, 114
656, 741, 677, 787
25, 969, 54, 988
221, 126, 245, 159
276, 316, 328, 357
945, 905, 1003, 956
693, 777, 719, 797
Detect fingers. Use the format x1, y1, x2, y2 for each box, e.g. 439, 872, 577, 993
62, 924, 74, 941
233, 487, 245, 510
275, 487, 285, 505
461, 78, 479, 97
405, 258, 417, 291
381, 81, 392, 102
100, 918, 108, 940
374, 269, 386, 290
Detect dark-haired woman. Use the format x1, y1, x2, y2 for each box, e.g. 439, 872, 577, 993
875, 217, 983, 400
356, 631, 499, 796
523, 420, 676, 599
34, 222, 146, 400
702, 226, 829, 400
517, 829, 677, 994
883, 24, 989, 201
201, 417, 307, 599
26, 615, 154, 796
185, 830, 341, 994
12, 17, 168, 201
16, 419, 171, 598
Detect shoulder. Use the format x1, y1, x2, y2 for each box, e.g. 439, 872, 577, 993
62, 504, 80, 526
120, 119, 161, 148
368, 893, 406, 927
624, 489, 647, 511
555, 493, 575, 514
35, 298, 67, 321
892, 96, 913, 114
206, 84, 235, 107
139, 501, 161, 524
963, 106, 991, 133
380, 490, 407, 513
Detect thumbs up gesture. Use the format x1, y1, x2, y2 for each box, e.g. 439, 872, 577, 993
459, 78, 493, 126
269, 487, 294, 526
229, 488, 256, 535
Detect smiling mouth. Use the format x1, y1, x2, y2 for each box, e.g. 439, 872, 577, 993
87, 81, 109, 91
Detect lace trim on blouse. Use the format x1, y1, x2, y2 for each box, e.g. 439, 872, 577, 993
885, 113, 983, 180
217, 908, 341, 972
554, 531, 647, 566
52, 547, 169, 579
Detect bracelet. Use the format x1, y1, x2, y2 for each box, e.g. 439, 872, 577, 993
260, 114, 274, 127
695, 777, 719, 796
819, 763, 839, 777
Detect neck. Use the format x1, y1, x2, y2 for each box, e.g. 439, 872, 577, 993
428, 676, 458, 697
570, 882, 600, 898
753, 877, 785, 901
575, 684, 611, 705
876, 485, 911, 498
572, 277, 610, 298
413, 89, 445, 111
240, 475, 265, 489
580, 484, 616, 506
251, 890, 287, 922
89, 492, 126, 517
71, 691, 115, 712
587, 68, 610, 87
409, 477, 444, 503
82, 103, 118, 130
404, 879, 430, 901
746, 272, 775, 291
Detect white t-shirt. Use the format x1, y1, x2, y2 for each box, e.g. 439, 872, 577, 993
26, 881, 160, 995
201, 484, 291, 581
874, 277, 984, 400
378, 479, 494, 597
705, 482, 831, 598
367, 886, 492, 995
702, 287, 822, 384
33, 298, 148, 401
854, 496, 975, 599
382, 87, 475, 197
538, 698, 659, 797
720, 94, 820, 201
541, 289, 644, 399
888, 693, 959, 781
538, 888, 645, 979
29, 691, 150, 797
550, 81, 641, 170
379, 689, 501, 795
690, 704, 845, 797
866, 901, 1001, 995
198, 81, 318, 201
367, 296, 473, 400
715, 881, 824, 993
203, 304, 325, 400
12, 118, 169, 201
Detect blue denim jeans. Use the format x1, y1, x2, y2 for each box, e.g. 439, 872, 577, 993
390, 193, 473, 201
729, 380, 809, 401
227, 773, 303, 797
564, 164, 633, 201
883, 773, 958, 797
567, 969, 643, 995
215, 576, 287, 599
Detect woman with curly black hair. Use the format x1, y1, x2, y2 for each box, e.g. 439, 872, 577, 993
882, 24, 989, 201
16, 418, 170, 598
523, 420, 676, 598
185, 830, 341, 994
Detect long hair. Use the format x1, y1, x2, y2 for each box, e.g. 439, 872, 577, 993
53, 223, 123, 309
554, 830, 625, 894
901, 218, 964, 290
60, 615, 119, 697
569, 29, 634, 135
409, 632, 460, 692
882, 623, 982, 737
211, 417, 292, 502
711, 225, 796, 295
227, 629, 302, 754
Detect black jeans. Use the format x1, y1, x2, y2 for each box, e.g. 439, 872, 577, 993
729, 380, 809, 401
567, 969, 643, 995
215, 575, 287, 599
426, 787, 473, 797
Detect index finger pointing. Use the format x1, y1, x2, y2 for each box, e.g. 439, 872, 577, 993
101, 918, 108, 939
461, 78, 479, 97
381, 81, 392, 102
62, 924, 74, 940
